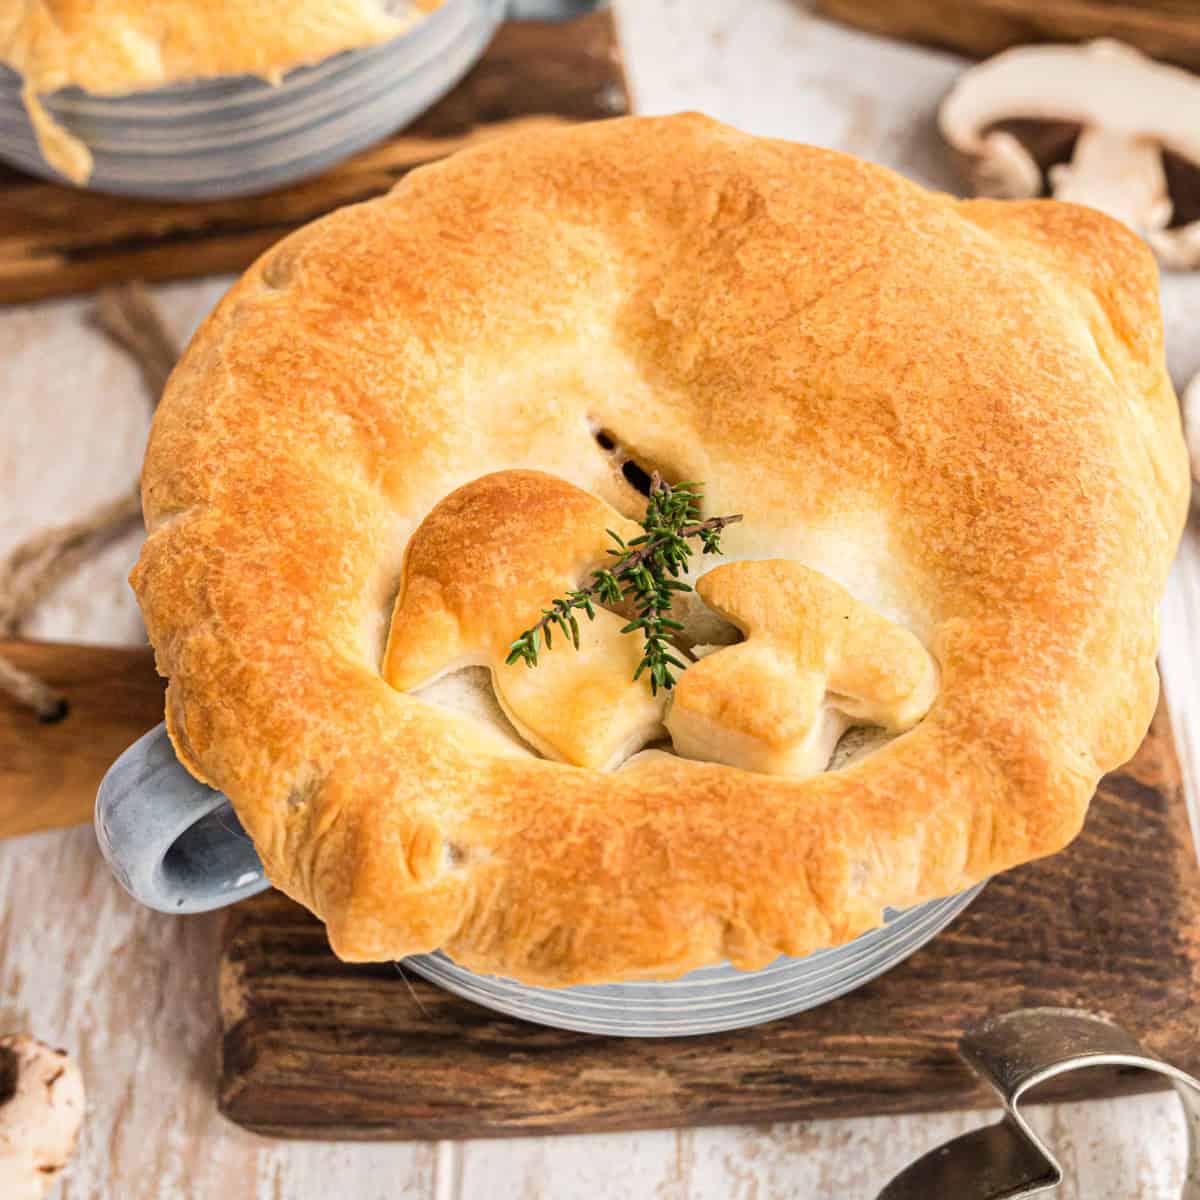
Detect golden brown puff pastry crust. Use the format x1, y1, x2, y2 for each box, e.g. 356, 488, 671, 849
0, 0, 435, 181
132, 114, 1190, 986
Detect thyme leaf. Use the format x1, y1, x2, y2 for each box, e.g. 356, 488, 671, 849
505, 474, 742, 693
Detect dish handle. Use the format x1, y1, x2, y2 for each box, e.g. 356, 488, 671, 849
95, 722, 269, 914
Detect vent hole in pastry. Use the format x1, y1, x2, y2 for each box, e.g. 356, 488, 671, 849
827, 724, 894, 771
620, 458, 655, 497
588, 419, 685, 510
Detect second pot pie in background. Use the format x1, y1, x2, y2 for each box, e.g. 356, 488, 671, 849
0, 0, 444, 191
131, 114, 1190, 986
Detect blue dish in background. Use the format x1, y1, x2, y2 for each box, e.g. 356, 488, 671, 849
0, 0, 603, 200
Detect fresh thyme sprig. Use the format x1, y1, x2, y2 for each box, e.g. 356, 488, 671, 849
505, 474, 743, 694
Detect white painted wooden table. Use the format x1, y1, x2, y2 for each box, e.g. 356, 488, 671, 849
2, 2, 1198, 1196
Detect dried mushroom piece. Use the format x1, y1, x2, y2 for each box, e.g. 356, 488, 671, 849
0, 1036, 85, 1200
939, 39, 1200, 269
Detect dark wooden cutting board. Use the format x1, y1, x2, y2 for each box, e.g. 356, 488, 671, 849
0, 10, 627, 306
218, 700, 1199, 1140
814, 0, 1200, 69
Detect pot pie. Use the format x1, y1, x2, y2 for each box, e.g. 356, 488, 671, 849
0, 0, 439, 184
133, 113, 1190, 986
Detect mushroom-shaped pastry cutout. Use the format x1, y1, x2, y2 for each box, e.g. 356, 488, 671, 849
939, 40, 1200, 270
0, 1036, 85, 1200
384, 470, 665, 770
666, 561, 938, 778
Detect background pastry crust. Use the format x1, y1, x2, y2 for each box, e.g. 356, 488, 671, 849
132, 113, 1190, 986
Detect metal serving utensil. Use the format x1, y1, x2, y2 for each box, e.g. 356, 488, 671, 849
878, 1008, 1200, 1199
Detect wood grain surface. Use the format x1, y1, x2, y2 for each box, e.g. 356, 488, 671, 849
814, 0, 1200, 68
218, 701, 1196, 1141
2, 5, 1198, 1194
0, 640, 163, 838
0, 11, 628, 306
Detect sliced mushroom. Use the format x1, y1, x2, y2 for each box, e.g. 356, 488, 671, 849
0, 1036, 85, 1200
939, 39, 1200, 269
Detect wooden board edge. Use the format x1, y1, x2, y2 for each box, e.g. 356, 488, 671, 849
215, 1015, 1174, 1141
0, 9, 629, 305
813, 0, 1200, 70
